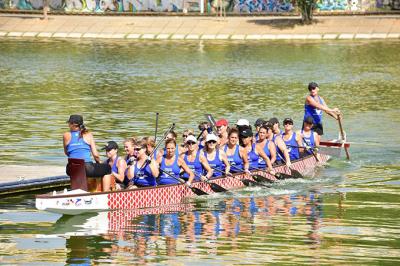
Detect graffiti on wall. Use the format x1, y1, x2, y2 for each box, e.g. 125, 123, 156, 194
0, 0, 397, 11
317, 0, 399, 10
0, 0, 185, 11
233, 0, 294, 12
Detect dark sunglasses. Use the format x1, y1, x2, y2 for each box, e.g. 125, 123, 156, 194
134, 148, 142, 151
284, 122, 293, 125
309, 87, 317, 91
182, 134, 188, 138
207, 140, 217, 144
186, 141, 196, 145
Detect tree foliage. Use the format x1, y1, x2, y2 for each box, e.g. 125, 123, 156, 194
297, 0, 318, 24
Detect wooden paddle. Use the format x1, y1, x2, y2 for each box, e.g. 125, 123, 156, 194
276, 152, 304, 179
204, 114, 218, 133
227, 165, 271, 188
154, 112, 159, 141
194, 173, 228, 193
209, 166, 267, 187
301, 137, 319, 162
337, 114, 350, 160
148, 123, 175, 160
249, 167, 293, 182
160, 169, 208, 196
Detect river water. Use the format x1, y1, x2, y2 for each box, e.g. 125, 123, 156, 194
0, 39, 399, 265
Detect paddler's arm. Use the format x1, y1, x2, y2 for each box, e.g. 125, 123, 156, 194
178, 158, 194, 185
63, 132, 70, 156
149, 159, 159, 178
219, 150, 231, 175
113, 159, 127, 183
240, 147, 250, 173
276, 137, 291, 167
127, 163, 135, 180
295, 131, 305, 153
314, 132, 321, 161
199, 154, 213, 179
268, 142, 277, 165
87, 133, 101, 163
256, 145, 274, 174
306, 95, 340, 119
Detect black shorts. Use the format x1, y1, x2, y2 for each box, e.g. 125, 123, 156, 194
84, 162, 111, 177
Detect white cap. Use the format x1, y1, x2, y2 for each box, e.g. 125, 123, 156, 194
205, 133, 218, 142
185, 135, 197, 143
236, 119, 250, 126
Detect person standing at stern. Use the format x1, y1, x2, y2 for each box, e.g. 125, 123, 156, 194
304, 82, 341, 135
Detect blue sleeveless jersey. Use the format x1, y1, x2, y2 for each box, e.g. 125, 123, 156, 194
248, 143, 259, 170
282, 132, 300, 160
204, 150, 224, 178
272, 129, 283, 143
304, 95, 324, 125
183, 150, 202, 181
224, 144, 243, 173
107, 156, 129, 185
66, 130, 91, 162
159, 155, 181, 185
258, 140, 271, 169
134, 161, 157, 187
198, 138, 205, 150
301, 130, 316, 155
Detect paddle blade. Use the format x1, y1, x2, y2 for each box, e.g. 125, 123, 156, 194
290, 169, 303, 179
274, 172, 292, 180
241, 179, 254, 186
210, 183, 228, 193
252, 174, 274, 183
190, 187, 208, 196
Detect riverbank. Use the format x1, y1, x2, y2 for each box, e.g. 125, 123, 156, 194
0, 14, 399, 40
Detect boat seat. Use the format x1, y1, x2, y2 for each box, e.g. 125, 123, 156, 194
67, 158, 88, 191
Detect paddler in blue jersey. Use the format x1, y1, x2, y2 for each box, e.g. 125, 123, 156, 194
63, 114, 110, 179
304, 82, 341, 135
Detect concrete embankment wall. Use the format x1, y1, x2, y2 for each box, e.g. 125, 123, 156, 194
0, 14, 399, 40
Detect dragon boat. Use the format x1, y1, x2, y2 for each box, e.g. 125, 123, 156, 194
35, 139, 350, 215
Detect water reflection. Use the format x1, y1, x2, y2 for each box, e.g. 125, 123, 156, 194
56, 193, 325, 264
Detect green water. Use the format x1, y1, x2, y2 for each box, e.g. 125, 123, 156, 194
0, 39, 400, 265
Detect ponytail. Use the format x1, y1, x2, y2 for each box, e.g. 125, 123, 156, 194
79, 124, 88, 137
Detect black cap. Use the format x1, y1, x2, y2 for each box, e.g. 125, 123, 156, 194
102, 141, 119, 151
269, 117, 279, 125
304, 116, 314, 124
283, 118, 293, 125
240, 128, 253, 138
67, 115, 83, 125
308, 82, 319, 91
254, 118, 266, 127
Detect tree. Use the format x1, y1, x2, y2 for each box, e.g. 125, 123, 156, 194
297, 0, 317, 24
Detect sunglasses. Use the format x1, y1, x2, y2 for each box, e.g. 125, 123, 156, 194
186, 141, 196, 145
284, 123, 293, 126
182, 135, 188, 138
309, 87, 317, 91
207, 140, 217, 144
